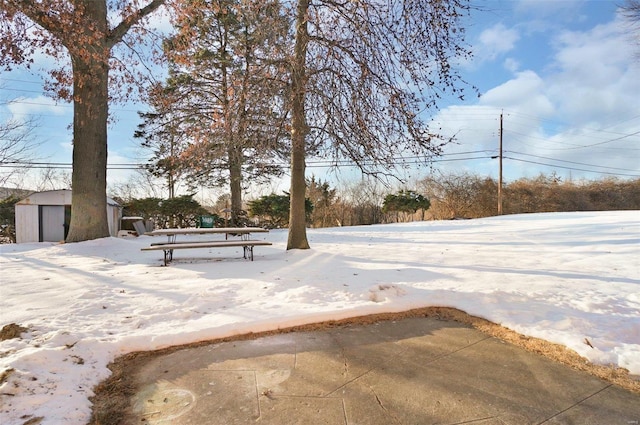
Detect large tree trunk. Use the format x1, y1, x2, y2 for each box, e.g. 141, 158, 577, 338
287, 0, 310, 250
65, 54, 110, 242
65, 1, 110, 242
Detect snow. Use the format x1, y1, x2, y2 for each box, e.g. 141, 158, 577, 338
1, 210, 639, 424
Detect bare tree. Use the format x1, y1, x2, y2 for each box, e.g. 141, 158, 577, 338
340, 178, 387, 226
419, 172, 495, 219
286, 0, 475, 249
621, 0, 640, 57
0, 0, 166, 242
108, 169, 166, 202
31, 167, 71, 192
0, 114, 40, 187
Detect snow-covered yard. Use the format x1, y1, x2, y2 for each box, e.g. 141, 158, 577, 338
1, 210, 638, 424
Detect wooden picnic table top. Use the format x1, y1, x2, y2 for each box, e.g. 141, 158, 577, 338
148, 227, 268, 236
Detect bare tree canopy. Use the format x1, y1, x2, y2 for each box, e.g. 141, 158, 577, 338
621, 0, 640, 22
621, 0, 640, 55
0, 114, 40, 187
286, 0, 475, 249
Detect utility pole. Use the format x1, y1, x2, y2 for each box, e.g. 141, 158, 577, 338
498, 112, 503, 215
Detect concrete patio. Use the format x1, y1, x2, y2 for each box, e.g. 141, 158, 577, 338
118, 316, 640, 424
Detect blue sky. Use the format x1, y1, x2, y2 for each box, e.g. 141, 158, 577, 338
433, 0, 640, 184
0, 0, 638, 196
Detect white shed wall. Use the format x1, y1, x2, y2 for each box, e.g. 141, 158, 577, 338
108, 205, 120, 237
15, 204, 40, 243
14, 190, 122, 243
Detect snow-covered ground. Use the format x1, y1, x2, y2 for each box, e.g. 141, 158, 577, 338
1, 211, 639, 424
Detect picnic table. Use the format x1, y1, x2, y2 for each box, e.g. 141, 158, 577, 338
142, 227, 271, 265
149, 227, 268, 242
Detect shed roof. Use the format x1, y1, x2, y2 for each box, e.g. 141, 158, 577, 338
16, 189, 120, 207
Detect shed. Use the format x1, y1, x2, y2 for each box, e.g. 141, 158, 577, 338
15, 189, 122, 243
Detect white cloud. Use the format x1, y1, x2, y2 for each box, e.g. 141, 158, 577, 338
503, 58, 520, 72
546, 20, 639, 126
432, 16, 640, 181
6, 95, 69, 122
475, 23, 520, 62
552, 21, 629, 77
480, 70, 555, 117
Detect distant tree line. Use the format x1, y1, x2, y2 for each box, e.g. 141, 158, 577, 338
420, 173, 640, 220
1, 173, 637, 244
113, 171, 640, 232
247, 173, 640, 228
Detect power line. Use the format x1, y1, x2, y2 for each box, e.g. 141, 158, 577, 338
0, 153, 493, 171
0, 96, 145, 114
503, 109, 640, 136
505, 129, 640, 151
507, 151, 640, 173
305, 150, 492, 166
3, 155, 638, 177
3, 99, 73, 109
504, 156, 640, 178
0, 161, 144, 170
564, 131, 640, 149
498, 113, 639, 177
0, 78, 44, 85
1, 87, 48, 95
3, 145, 637, 177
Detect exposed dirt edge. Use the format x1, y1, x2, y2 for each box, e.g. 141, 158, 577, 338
88, 306, 639, 425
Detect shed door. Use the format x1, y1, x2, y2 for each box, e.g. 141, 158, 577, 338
40, 206, 66, 242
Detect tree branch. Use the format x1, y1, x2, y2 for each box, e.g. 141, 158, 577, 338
108, 0, 165, 47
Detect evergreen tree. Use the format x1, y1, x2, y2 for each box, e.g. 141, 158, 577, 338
146, 0, 291, 225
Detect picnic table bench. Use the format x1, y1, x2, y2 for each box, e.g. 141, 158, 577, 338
141, 227, 272, 265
